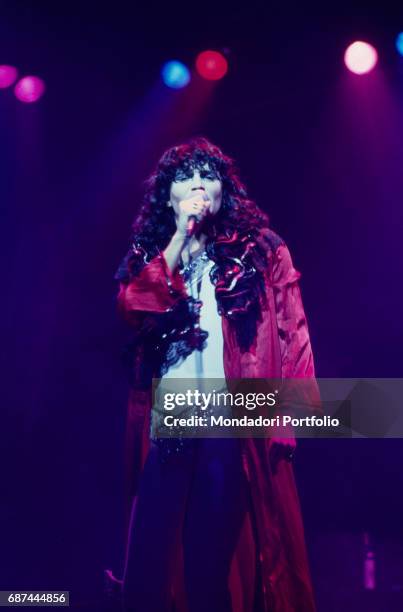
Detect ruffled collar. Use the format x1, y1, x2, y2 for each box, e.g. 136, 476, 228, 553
116, 227, 283, 354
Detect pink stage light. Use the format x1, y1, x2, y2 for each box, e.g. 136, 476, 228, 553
196, 50, 228, 81
344, 41, 378, 75
14, 76, 46, 103
0, 65, 18, 89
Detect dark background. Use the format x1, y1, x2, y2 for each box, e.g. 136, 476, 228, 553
1, 1, 403, 609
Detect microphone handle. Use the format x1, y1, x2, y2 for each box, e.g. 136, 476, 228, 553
186, 215, 197, 239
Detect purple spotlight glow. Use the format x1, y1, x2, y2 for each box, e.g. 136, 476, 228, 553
344, 41, 378, 75
14, 76, 46, 103
0, 65, 18, 89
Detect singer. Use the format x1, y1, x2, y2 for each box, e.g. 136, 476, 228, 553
113, 137, 319, 611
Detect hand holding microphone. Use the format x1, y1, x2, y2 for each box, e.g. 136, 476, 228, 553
164, 191, 212, 272
176, 191, 212, 239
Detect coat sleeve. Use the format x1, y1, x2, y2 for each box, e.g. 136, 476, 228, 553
271, 244, 321, 415
117, 253, 187, 328
271, 244, 315, 378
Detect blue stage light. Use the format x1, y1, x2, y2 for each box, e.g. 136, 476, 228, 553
161, 61, 190, 89
396, 33, 403, 57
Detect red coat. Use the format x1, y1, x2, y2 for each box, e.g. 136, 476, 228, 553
117, 236, 319, 612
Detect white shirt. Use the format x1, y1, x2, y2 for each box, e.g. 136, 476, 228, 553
152, 253, 229, 438
162, 255, 225, 381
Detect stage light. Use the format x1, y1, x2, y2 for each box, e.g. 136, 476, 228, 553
396, 33, 403, 57
195, 50, 228, 81
344, 41, 378, 75
14, 76, 46, 103
161, 61, 190, 89
0, 65, 18, 89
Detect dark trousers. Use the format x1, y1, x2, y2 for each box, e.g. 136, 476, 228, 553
123, 437, 248, 612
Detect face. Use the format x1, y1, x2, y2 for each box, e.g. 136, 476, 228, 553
169, 162, 223, 216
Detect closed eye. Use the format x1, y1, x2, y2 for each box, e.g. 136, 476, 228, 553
174, 170, 192, 182
200, 171, 218, 180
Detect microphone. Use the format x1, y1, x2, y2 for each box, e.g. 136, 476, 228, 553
186, 193, 209, 239
186, 215, 197, 239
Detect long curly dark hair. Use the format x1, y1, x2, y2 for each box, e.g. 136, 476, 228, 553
131, 136, 269, 254
116, 137, 283, 351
